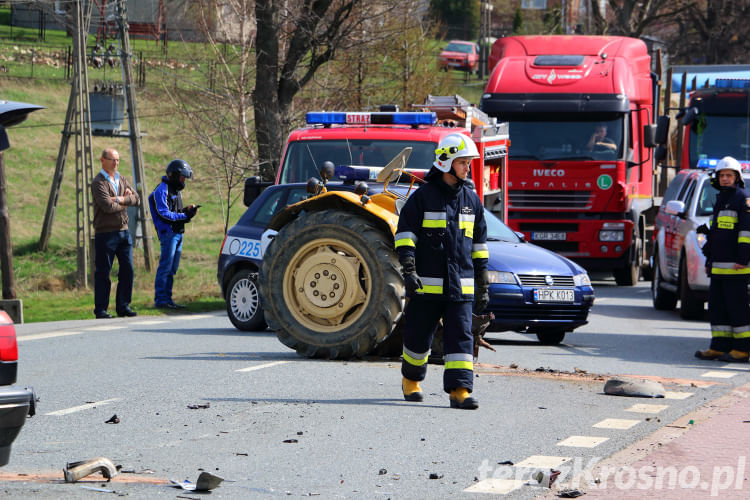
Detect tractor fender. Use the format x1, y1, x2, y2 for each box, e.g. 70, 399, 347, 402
267, 191, 398, 240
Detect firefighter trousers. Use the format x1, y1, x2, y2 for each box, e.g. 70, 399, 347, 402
709, 275, 750, 353
401, 297, 474, 393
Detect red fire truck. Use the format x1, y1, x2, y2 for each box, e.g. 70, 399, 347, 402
275, 95, 510, 220
480, 35, 658, 285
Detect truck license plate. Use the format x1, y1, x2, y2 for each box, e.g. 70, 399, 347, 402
532, 232, 566, 241
534, 289, 575, 303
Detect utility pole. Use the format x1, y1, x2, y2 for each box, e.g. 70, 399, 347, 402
116, 0, 154, 271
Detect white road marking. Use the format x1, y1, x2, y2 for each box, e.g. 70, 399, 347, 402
593, 418, 640, 430
464, 479, 526, 494
236, 361, 289, 372
664, 391, 693, 400
185, 314, 214, 320
136, 320, 169, 325
718, 364, 750, 371
84, 325, 126, 331
701, 370, 737, 378
556, 435, 609, 448
625, 403, 670, 413
513, 455, 571, 468
46, 398, 120, 416
17, 331, 83, 342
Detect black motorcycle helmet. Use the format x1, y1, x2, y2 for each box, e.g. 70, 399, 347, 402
166, 159, 193, 190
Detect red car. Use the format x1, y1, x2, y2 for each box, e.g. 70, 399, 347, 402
0, 311, 34, 466
439, 40, 480, 73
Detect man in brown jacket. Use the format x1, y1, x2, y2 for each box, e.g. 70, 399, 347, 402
91, 148, 140, 318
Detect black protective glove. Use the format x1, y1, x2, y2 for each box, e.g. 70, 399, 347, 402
400, 256, 423, 294
184, 205, 198, 220
474, 268, 490, 313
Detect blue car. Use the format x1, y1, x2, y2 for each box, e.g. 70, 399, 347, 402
219, 180, 594, 344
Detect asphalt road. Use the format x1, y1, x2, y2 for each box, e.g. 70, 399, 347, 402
2, 280, 746, 499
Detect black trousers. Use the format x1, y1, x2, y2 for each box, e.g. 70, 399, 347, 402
709, 275, 750, 353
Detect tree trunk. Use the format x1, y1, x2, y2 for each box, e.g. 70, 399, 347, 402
0, 152, 16, 299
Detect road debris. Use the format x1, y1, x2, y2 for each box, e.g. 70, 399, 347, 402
428, 472, 443, 479
604, 377, 665, 398
283, 439, 298, 443
472, 312, 496, 359
80, 485, 115, 493
169, 472, 224, 491
104, 414, 120, 424
187, 403, 210, 409
378, 468, 387, 475
557, 488, 585, 498
64, 457, 120, 483
531, 469, 560, 487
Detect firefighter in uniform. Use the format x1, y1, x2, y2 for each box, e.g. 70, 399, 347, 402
394, 133, 490, 409
696, 156, 750, 363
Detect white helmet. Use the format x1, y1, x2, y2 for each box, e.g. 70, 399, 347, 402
434, 133, 479, 172
716, 156, 744, 187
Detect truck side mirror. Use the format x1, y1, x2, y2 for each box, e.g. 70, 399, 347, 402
655, 115, 670, 145
643, 124, 657, 148
681, 107, 699, 126
243, 176, 272, 207
654, 145, 667, 164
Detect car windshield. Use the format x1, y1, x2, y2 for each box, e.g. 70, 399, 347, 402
502, 113, 625, 161
484, 208, 520, 242
444, 42, 473, 53
279, 140, 437, 183
689, 115, 750, 168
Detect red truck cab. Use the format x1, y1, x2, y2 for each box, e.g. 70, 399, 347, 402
480, 35, 657, 285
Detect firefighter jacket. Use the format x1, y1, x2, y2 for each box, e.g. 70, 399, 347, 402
149, 176, 189, 235
395, 177, 489, 302
703, 184, 750, 276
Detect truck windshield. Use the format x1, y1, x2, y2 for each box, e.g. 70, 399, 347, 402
689, 115, 750, 168
279, 140, 437, 183
504, 114, 625, 161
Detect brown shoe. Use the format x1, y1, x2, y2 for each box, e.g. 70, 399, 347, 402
695, 348, 725, 360
719, 350, 750, 363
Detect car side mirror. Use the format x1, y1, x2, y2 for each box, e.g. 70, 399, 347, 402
243, 176, 273, 207
664, 199, 686, 216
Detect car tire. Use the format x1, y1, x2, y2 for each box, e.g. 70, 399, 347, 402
614, 235, 641, 286
536, 330, 566, 345
226, 270, 266, 331
259, 209, 403, 359
651, 251, 677, 310
679, 258, 704, 319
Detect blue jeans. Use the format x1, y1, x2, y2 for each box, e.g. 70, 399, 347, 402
154, 231, 183, 305
94, 230, 134, 315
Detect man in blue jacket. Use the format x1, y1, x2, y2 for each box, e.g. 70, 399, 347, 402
696, 156, 750, 362
148, 159, 199, 309
394, 133, 490, 409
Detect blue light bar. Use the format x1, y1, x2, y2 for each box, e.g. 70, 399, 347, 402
715, 79, 750, 89
334, 165, 379, 181
697, 157, 750, 170
306, 111, 436, 126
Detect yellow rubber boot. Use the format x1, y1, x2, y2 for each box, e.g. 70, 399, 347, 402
402, 377, 424, 402
694, 348, 725, 360
449, 388, 478, 410
720, 350, 750, 363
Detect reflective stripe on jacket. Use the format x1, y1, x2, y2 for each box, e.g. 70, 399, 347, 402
395, 178, 488, 301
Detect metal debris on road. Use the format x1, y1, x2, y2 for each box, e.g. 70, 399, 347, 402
187, 403, 210, 409
104, 414, 120, 424
64, 457, 120, 482
603, 377, 665, 398
429, 473, 443, 479
169, 472, 224, 491
557, 487, 585, 497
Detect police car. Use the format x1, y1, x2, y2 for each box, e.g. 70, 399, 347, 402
218, 174, 594, 344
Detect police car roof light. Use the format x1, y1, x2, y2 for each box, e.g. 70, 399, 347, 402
715, 79, 750, 90
306, 111, 437, 126
698, 157, 750, 171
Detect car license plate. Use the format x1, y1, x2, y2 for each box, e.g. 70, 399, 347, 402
448, 62, 461, 67
534, 289, 575, 303
532, 232, 566, 241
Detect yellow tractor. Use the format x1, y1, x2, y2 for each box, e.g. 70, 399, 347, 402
258, 149, 418, 359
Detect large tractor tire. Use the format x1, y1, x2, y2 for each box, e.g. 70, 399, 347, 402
259, 209, 404, 359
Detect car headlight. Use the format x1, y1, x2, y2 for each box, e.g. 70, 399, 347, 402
599, 230, 624, 242
487, 271, 517, 284
697, 232, 707, 248
573, 272, 591, 287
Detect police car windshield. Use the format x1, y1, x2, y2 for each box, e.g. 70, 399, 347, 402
279, 140, 436, 183
503, 113, 624, 161
689, 115, 750, 168
484, 209, 519, 242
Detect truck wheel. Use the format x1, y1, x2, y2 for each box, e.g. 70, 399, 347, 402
679, 258, 704, 320
651, 251, 677, 310
260, 209, 404, 359
226, 270, 266, 331
535, 330, 566, 345
614, 237, 641, 286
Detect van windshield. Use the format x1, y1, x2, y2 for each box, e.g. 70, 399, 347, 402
279, 140, 437, 183
689, 115, 750, 168
503, 114, 625, 161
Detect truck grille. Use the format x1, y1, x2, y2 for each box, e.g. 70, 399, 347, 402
510, 190, 593, 209
517, 274, 575, 287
